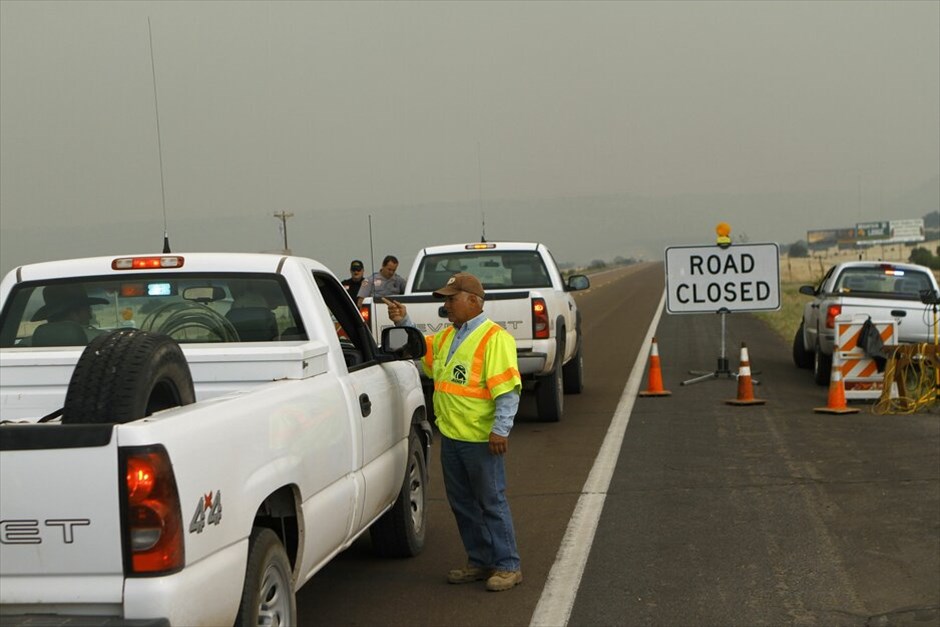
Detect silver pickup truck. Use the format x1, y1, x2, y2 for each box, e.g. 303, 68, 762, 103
793, 260, 940, 384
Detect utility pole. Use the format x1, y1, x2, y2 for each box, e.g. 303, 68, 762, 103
273, 211, 294, 254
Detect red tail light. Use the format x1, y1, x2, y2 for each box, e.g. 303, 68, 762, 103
826, 304, 842, 329
121, 446, 184, 575
532, 298, 550, 339
359, 304, 371, 323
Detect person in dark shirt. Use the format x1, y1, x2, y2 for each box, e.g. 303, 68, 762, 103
342, 260, 365, 302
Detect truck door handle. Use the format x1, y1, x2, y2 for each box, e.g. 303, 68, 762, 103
359, 393, 372, 417
438, 306, 448, 318
891, 310, 907, 317
811, 304, 819, 309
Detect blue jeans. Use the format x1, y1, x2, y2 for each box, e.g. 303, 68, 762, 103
440, 434, 521, 571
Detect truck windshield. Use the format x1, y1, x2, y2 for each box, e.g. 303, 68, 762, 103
835, 267, 934, 298
413, 251, 551, 292
0, 273, 306, 348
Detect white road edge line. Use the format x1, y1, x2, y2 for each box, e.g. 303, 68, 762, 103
530, 290, 666, 627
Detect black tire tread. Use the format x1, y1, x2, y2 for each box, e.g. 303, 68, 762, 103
792, 323, 813, 369
813, 343, 832, 386
63, 329, 194, 425
562, 338, 584, 394
234, 527, 295, 627
370, 431, 427, 558
536, 368, 563, 423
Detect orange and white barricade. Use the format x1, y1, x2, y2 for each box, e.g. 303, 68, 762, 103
834, 314, 897, 400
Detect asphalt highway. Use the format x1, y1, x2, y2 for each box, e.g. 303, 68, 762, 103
296, 262, 939, 626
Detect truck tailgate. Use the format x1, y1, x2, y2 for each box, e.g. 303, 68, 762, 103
371, 292, 534, 340
840, 300, 933, 343
0, 424, 125, 603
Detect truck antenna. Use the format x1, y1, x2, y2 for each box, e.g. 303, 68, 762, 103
477, 141, 486, 242
148, 17, 171, 253
368, 214, 376, 285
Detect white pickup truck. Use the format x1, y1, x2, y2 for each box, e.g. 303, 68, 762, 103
0, 252, 431, 626
360, 242, 590, 422
793, 260, 940, 384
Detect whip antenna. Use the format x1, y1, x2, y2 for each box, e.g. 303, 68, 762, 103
368, 215, 376, 281
477, 141, 486, 242
148, 18, 170, 253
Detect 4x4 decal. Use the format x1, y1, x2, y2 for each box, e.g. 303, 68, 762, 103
189, 490, 222, 534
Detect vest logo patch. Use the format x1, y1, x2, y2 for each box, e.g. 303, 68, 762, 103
451, 364, 467, 384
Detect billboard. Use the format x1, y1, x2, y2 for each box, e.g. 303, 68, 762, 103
855, 219, 925, 245
806, 228, 856, 249
856, 221, 891, 241
888, 219, 926, 243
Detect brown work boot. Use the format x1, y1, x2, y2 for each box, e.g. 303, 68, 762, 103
485, 570, 523, 592
447, 564, 494, 584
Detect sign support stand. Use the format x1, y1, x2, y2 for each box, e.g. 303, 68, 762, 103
681, 309, 761, 386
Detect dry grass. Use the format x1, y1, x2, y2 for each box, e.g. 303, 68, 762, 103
758, 241, 939, 343
754, 282, 809, 344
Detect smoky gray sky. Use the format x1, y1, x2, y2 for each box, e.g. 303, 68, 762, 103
1, 0, 938, 278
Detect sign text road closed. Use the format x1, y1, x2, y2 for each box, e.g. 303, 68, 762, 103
665, 243, 780, 314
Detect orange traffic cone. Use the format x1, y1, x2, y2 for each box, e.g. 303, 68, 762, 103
639, 337, 671, 397
726, 342, 765, 405
814, 354, 860, 414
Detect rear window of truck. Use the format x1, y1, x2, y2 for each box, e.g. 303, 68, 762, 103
835, 267, 934, 298
413, 251, 551, 292
0, 273, 307, 348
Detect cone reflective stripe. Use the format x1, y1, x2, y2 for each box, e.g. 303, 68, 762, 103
639, 337, 671, 397
726, 342, 765, 405
814, 353, 860, 414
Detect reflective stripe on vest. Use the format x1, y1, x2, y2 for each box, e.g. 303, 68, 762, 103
429, 319, 521, 443
434, 323, 500, 399
424, 326, 453, 372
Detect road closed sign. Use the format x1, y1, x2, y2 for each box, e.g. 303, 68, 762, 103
665, 243, 780, 314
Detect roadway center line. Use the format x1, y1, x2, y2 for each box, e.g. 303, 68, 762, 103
530, 291, 666, 627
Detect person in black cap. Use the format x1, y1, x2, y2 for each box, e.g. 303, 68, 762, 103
342, 260, 365, 302
31, 283, 109, 343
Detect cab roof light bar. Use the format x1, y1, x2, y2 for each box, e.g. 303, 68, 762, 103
112, 256, 185, 270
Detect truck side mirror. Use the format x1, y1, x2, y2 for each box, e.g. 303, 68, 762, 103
380, 326, 426, 360
566, 274, 590, 292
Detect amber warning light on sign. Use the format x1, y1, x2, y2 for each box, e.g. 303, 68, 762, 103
664, 243, 781, 314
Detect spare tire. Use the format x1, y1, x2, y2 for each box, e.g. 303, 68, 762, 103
62, 329, 195, 425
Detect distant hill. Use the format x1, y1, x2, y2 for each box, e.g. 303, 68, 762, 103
2, 176, 938, 278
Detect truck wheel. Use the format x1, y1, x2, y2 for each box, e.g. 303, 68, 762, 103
536, 345, 564, 422
813, 340, 832, 386
562, 339, 584, 394
234, 527, 296, 627
792, 323, 813, 369
62, 329, 195, 425
370, 431, 428, 557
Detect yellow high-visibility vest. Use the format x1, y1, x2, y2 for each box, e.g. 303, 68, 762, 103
422, 319, 522, 442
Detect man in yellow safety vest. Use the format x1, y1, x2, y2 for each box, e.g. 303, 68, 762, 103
384, 272, 523, 592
